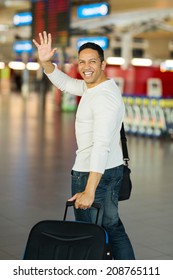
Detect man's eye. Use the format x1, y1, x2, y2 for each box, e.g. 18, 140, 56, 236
90, 60, 96, 63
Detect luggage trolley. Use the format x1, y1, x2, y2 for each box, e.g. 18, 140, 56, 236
23, 201, 112, 260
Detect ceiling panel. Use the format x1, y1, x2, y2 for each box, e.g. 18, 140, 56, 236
0, 0, 173, 61
111, 0, 173, 11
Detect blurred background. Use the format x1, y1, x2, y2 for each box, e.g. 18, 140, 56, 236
0, 0, 173, 260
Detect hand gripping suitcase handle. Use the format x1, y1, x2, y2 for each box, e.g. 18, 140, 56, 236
63, 201, 102, 224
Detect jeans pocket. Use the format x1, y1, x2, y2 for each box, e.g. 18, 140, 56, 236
71, 171, 89, 195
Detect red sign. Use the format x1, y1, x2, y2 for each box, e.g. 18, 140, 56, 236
32, 0, 71, 47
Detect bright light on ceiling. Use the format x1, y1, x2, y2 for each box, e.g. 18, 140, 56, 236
131, 58, 152, 66
106, 57, 125, 65
8, 61, 25, 70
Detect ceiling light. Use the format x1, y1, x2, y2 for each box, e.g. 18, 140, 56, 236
26, 62, 40, 71
4, 0, 26, 7
160, 60, 173, 71
131, 58, 152, 66
106, 57, 125, 65
0, 62, 5, 69
8, 61, 25, 70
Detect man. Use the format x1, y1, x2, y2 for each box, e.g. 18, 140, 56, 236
33, 31, 135, 260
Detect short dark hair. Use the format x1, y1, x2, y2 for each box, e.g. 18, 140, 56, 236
78, 42, 104, 62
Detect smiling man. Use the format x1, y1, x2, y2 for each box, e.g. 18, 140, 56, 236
77, 43, 107, 87
33, 31, 135, 260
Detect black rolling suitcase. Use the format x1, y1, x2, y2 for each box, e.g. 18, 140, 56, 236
23, 201, 110, 260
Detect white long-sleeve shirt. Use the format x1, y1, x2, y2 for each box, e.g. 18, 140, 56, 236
46, 65, 125, 174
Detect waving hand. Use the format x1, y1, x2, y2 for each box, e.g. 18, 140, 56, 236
33, 31, 57, 63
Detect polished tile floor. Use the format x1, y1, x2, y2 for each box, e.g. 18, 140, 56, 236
0, 92, 173, 260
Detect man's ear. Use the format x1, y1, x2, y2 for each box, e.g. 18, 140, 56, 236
101, 60, 106, 70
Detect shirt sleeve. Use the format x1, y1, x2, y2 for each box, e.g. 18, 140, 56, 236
89, 92, 124, 173
45, 64, 86, 96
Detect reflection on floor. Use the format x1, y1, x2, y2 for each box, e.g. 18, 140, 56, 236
0, 92, 173, 260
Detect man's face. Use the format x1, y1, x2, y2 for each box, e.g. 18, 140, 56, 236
78, 48, 106, 88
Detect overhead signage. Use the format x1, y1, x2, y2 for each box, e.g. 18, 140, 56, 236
77, 37, 109, 50
31, 0, 71, 47
13, 41, 33, 54
77, 3, 109, 19
13, 11, 32, 27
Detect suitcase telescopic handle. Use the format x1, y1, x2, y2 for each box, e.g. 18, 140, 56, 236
63, 201, 102, 224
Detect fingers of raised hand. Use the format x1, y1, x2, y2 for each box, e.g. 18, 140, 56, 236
43, 31, 48, 43
38, 31, 48, 44
33, 32, 52, 48
32, 39, 39, 48
39, 32, 44, 44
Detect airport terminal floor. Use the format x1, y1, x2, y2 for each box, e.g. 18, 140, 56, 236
0, 91, 173, 260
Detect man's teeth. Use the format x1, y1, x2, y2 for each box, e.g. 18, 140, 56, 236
84, 71, 92, 76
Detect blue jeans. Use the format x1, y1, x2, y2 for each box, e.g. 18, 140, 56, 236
71, 165, 135, 260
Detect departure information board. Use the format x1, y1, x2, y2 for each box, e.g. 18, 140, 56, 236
31, 0, 71, 47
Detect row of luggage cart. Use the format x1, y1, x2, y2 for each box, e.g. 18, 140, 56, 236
123, 96, 173, 138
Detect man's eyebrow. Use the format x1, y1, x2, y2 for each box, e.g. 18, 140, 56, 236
78, 57, 99, 61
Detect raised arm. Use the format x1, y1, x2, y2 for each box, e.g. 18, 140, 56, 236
33, 31, 85, 95
33, 31, 57, 74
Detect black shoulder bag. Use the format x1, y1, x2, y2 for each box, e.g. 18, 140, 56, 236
118, 123, 132, 201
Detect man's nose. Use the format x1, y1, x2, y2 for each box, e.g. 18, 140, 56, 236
83, 62, 91, 68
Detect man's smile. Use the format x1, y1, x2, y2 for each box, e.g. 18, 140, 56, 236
83, 71, 93, 77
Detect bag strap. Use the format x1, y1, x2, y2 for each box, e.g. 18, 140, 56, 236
120, 123, 130, 166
